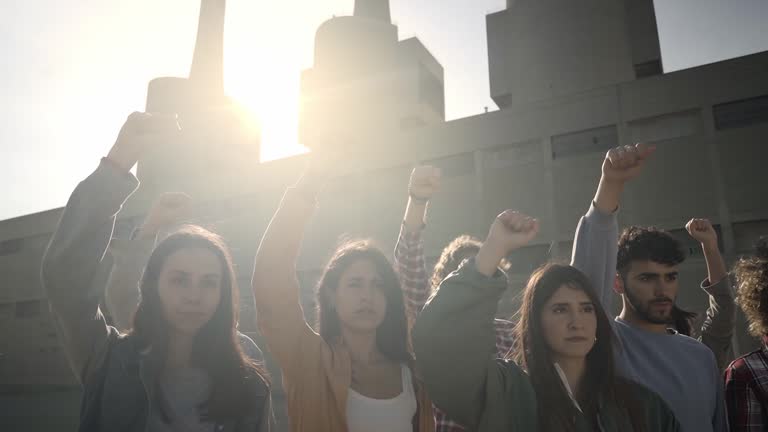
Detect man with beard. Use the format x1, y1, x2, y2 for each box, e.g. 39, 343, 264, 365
571, 143, 728, 432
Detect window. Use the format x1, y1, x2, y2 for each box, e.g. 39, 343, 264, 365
0, 238, 23, 256
713, 95, 768, 130
486, 140, 540, 168
15, 300, 41, 319
668, 226, 724, 258
552, 126, 618, 159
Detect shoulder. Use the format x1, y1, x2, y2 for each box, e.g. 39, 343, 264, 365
726, 349, 768, 382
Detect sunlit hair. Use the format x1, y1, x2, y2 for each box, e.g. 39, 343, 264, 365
431, 235, 486, 291
316, 239, 412, 363
511, 263, 646, 432
132, 225, 269, 422
735, 255, 768, 338
617, 226, 686, 276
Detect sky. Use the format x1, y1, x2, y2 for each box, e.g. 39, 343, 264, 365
1, 0, 767, 222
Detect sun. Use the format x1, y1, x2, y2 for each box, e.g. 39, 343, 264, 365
225, 58, 308, 162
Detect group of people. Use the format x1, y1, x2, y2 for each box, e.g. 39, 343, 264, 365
41, 112, 768, 432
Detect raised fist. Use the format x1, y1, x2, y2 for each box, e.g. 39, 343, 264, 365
408, 166, 441, 201
686, 218, 718, 249
601, 143, 655, 184
141, 192, 192, 235
106, 112, 180, 172
485, 210, 539, 257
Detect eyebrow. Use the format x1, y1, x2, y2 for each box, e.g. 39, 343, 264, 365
550, 302, 594, 307
168, 270, 220, 278
636, 271, 678, 277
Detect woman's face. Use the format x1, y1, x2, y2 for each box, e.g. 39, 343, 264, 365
157, 247, 223, 335
332, 259, 388, 334
540, 285, 597, 361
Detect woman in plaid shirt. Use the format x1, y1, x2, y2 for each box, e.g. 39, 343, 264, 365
725, 237, 768, 431
393, 166, 516, 432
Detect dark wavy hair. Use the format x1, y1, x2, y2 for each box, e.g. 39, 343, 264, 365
511, 263, 646, 432
617, 226, 686, 276
316, 239, 412, 363
132, 225, 269, 422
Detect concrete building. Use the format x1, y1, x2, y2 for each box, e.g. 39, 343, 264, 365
2, 0, 767, 430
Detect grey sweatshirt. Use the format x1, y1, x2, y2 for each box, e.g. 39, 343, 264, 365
571, 204, 729, 432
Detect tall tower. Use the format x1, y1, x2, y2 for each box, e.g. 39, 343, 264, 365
486, 0, 662, 109
135, 0, 260, 209
299, 0, 445, 150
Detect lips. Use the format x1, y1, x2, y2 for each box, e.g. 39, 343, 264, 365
565, 336, 588, 342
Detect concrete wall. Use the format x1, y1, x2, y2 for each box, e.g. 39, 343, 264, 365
1, 50, 767, 431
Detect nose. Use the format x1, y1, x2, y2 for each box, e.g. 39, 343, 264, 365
567, 311, 584, 330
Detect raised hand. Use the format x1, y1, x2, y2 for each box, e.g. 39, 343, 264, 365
106, 112, 180, 172
601, 143, 656, 184
593, 143, 655, 213
476, 210, 539, 276
686, 218, 718, 249
139, 192, 192, 238
408, 166, 441, 202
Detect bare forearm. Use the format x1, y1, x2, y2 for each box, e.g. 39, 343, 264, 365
593, 177, 624, 214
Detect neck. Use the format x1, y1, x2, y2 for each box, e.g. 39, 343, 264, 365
620, 299, 669, 334
341, 327, 381, 364
165, 330, 195, 370
552, 356, 587, 397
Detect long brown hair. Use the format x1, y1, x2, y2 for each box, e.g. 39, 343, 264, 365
511, 263, 645, 432
132, 225, 269, 422
316, 239, 412, 363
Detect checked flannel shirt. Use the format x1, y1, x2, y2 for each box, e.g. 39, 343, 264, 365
725, 339, 768, 432
394, 224, 516, 432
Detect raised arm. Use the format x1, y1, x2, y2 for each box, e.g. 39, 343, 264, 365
414, 211, 539, 431
686, 218, 735, 370
394, 166, 441, 319
571, 143, 655, 314
42, 112, 177, 382
105, 192, 191, 331
251, 162, 326, 379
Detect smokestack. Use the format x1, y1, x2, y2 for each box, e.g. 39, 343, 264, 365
189, 0, 226, 99
354, 0, 391, 23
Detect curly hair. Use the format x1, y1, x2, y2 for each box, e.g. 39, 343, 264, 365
617, 226, 686, 276
735, 256, 768, 338
430, 235, 483, 290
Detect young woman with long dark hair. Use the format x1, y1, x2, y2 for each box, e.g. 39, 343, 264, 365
251, 161, 434, 432
413, 210, 679, 431
42, 112, 270, 432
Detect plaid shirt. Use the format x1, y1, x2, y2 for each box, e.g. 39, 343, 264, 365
724, 340, 768, 431
394, 224, 516, 432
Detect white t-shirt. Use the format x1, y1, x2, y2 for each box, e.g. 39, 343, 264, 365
346, 364, 417, 432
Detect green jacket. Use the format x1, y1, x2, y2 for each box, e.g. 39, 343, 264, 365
412, 260, 681, 432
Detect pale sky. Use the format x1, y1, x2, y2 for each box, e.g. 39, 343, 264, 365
1, 0, 767, 221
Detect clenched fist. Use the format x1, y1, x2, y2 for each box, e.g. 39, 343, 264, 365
686, 218, 718, 249
106, 112, 180, 172
140, 192, 192, 237
486, 210, 539, 256
408, 166, 441, 201
601, 143, 655, 184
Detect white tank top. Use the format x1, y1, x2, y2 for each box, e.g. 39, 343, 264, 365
346, 364, 417, 432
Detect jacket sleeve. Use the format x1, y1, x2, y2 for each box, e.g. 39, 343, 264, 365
251, 188, 325, 383
103, 235, 155, 331
41, 160, 139, 383
699, 276, 736, 371
413, 260, 537, 431
571, 203, 619, 316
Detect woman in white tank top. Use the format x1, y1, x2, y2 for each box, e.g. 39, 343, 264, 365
347, 364, 417, 432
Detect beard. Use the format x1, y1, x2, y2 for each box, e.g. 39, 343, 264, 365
624, 287, 675, 325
